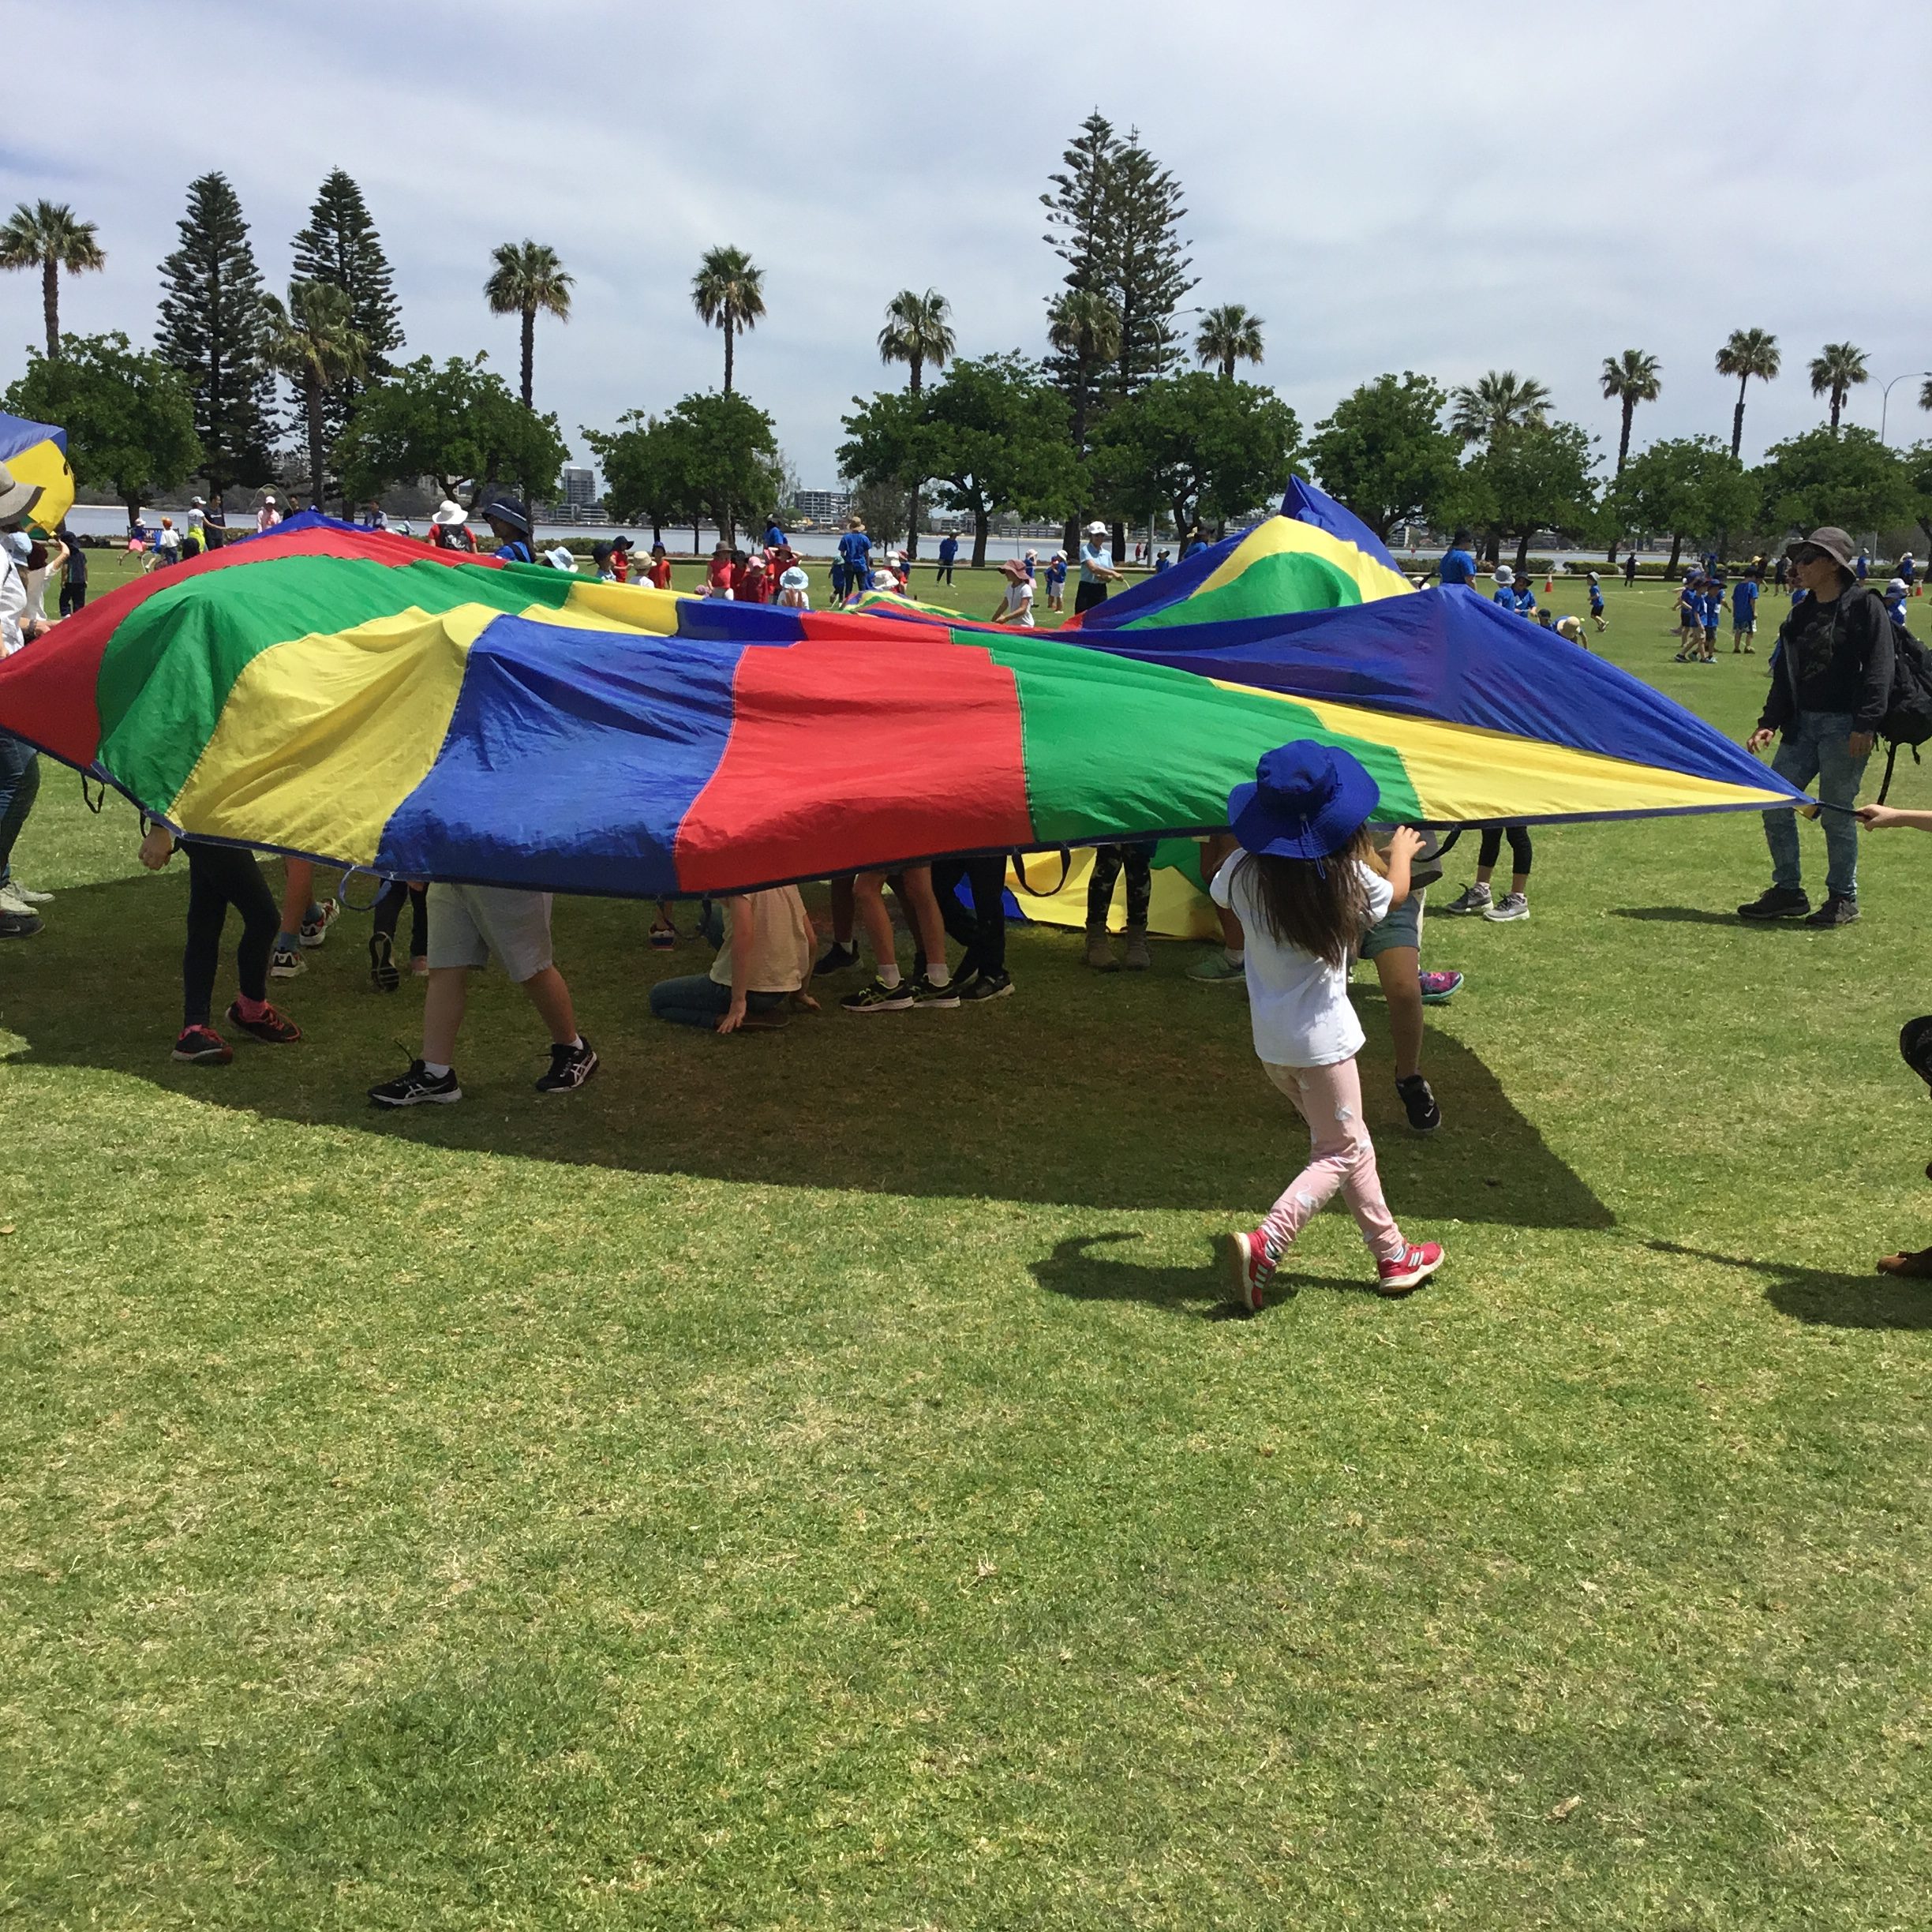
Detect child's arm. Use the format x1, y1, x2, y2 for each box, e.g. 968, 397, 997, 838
1858, 804, 1932, 833
1382, 826, 1423, 908
717, 894, 757, 1033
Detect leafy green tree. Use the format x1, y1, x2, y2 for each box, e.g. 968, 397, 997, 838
291, 170, 403, 449
260, 281, 367, 511
1600, 349, 1661, 476
1089, 371, 1298, 542
584, 412, 692, 545
1715, 328, 1780, 459
1456, 418, 1601, 574
1046, 286, 1121, 547
1753, 425, 1910, 539
0, 200, 105, 359
155, 171, 275, 499
1809, 342, 1869, 432
1608, 436, 1756, 571
1306, 373, 1460, 540
691, 245, 765, 395
842, 355, 1076, 568
337, 354, 565, 511
1195, 303, 1264, 380
878, 288, 955, 557
4, 332, 200, 526
1905, 441, 1932, 552
485, 241, 572, 408
659, 390, 782, 545
1041, 112, 1119, 410
848, 477, 907, 545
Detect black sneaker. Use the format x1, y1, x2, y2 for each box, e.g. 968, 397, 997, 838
1804, 893, 1859, 928
908, 973, 961, 1010
535, 1038, 599, 1094
369, 930, 399, 991
0, 909, 42, 939
1737, 886, 1810, 921
813, 942, 859, 978
841, 976, 915, 1013
1396, 1073, 1441, 1133
369, 1059, 462, 1107
959, 968, 1013, 1002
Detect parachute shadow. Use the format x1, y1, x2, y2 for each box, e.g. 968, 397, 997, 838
2, 874, 1611, 1222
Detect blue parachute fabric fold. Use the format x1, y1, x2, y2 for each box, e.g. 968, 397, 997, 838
1068, 586, 1788, 797
0, 410, 65, 463
1074, 522, 1256, 628
1279, 474, 1403, 575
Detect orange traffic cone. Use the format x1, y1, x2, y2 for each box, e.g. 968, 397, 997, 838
1544, 575, 1554, 594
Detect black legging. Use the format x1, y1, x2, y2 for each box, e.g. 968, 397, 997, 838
935, 562, 954, 584
1477, 825, 1533, 877
931, 856, 1007, 979
183, 843, 279, 1027
372, 878, 428, 957
1087, 841, 1155, 931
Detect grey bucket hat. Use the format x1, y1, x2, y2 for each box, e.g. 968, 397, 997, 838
0, 460, 44, 527
1793, 526, 1856, 572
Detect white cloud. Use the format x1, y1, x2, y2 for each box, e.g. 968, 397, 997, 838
6, 0, 1930, 486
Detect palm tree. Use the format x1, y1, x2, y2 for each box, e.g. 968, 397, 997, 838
1600, 350, 1661, 476
878, 287, 955, 395
1194, 303, 1265, 380
691, 245, 766, 395
1921, 376, 1932, 414
484, 241, 573, 408
1448, 369, 1552, 447
0, 200, 106, 359
1048, 289, 1124, 553
1714, 328, 1780, 460
1809, 342, 1869, 432
260, 280, 367, 511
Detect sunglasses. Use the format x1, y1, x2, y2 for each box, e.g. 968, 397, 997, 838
1790, 546, 1829, 566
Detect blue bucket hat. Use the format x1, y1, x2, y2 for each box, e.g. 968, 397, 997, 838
485, 493, 531, 534
1228, 742, 1380, 861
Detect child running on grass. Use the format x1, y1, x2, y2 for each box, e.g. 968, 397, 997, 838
138, 823, 302, 1063
1589, 570, 1607, 633
1211, 743, 1443, 1312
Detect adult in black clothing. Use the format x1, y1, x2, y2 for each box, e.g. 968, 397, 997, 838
57, 526, 86, 614
1739, 526, 1894, 928
1622, 549, 1638, 588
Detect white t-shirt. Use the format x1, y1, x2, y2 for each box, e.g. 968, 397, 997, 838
1210, 852, 1391, 1069
0, 552, 26, 657
1000, 578, 1035, 624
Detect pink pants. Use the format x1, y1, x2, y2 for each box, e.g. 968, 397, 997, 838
1259, 1055, 1406, 1266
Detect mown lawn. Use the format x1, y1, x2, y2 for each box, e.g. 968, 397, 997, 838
2, 558, 1929, 1929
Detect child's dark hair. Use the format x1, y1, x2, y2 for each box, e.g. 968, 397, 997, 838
1234, 826, 1380, 969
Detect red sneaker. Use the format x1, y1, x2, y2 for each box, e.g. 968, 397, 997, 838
172, 1024, 232, 1065
1376, 1241, 1444, 1296
227, 1001, 302, 1044
1220, 1228, 1272, 1312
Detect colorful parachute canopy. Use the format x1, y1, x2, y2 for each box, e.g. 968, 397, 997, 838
1077, 476, 1416, 631
0, 410, 75, 534
0, 521, 1803, 900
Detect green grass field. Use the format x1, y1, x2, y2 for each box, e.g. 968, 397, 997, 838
3, 556, 1930, 1929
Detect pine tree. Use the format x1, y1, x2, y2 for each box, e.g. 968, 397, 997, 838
291, 169, 403, 447
1040, 111, 1120, 450
1100, 134, 1194, 402
156, 172, 275, 498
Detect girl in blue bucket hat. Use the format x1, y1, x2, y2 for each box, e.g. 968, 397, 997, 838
1209, 741, 1445, 1311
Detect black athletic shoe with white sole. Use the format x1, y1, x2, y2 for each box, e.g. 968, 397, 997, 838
1396, 1074, 1442, 1133
535, 1039, 599, 1093
369, 1059, 462, 1107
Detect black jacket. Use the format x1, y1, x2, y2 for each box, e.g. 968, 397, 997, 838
1759, 586, 1895, 734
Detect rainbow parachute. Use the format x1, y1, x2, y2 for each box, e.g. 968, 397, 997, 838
0, 410, 76, 534
0, 490, 1799, 899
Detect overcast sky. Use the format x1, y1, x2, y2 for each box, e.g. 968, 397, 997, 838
7, 0, 1930, 492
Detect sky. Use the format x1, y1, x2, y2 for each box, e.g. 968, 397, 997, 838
7, 0, 1931, 494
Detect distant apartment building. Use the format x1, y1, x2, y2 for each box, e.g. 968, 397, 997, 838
792, 488, 852, 526
561, 466, 597, 511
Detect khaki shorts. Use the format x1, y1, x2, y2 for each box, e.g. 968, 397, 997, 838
1359, 887, 1424, 960
426, 883, 553, 981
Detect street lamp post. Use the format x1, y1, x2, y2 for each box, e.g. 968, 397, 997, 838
1878, 371, 1932, 445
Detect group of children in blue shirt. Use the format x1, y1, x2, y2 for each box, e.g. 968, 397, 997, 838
1674, 567, 1759, 663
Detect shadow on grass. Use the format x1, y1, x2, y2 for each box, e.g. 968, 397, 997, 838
2, 875, 1612, 1221
1607, 907, 1814, 928
1029, 1231, 1376, 1320
1646, 1240, 1932, 1331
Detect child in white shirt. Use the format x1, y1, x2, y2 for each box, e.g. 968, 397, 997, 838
1210, 743, 1445, 1311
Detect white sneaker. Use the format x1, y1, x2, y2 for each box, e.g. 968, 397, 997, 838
6, 880, 51, 904
1482, 892, 1530, 923
0, 882, 33, 916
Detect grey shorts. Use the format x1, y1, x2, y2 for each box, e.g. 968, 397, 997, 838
425, 882, 554, 980
1359, 887, 1424, 960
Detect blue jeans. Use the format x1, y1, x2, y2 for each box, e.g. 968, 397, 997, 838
649, 975, 784, 1028
1764, 710, 1869, 900
0, 732, 41, 884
